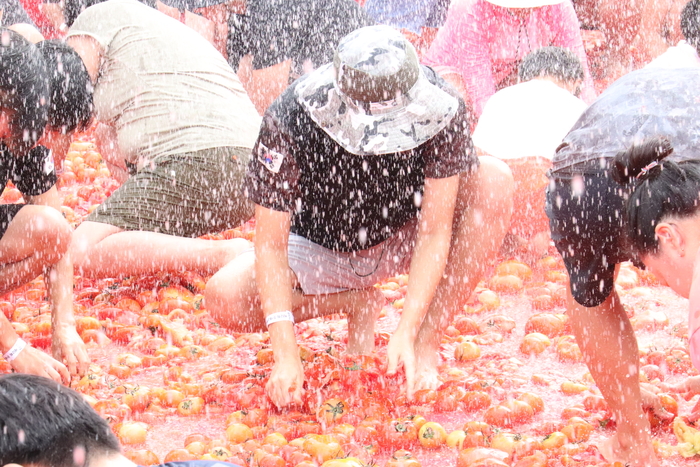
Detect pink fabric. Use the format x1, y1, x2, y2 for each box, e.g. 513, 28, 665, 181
423, 0, 595, 116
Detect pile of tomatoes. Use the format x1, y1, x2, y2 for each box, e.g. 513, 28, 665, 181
0, 134, 697, 467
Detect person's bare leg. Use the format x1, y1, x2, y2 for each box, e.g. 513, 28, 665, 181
412, 156, 514, 389
0, 206, 71, 293
205, 254, 384, 354
568, 288, 659, 467
71, 221, 251, 278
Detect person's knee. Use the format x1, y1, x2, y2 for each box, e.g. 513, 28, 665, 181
29, 207, 72, 265
69, 221, 120, 269
466, 156, 515, 221
204, 256, 259, 331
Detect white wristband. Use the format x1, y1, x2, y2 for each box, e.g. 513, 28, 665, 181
3, 338, 27, 362
265, 311, 295, 328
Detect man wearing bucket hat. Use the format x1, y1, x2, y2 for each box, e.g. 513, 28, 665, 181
206, 25, 514, 407
423, 0, 595, 120
0, 28, 85, 383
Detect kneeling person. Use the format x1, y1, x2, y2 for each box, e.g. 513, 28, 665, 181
206, 25, 514, 407
0, 29, 87, 383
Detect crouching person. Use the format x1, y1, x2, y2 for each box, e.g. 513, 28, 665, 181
0, 29, 87, 383
472, 46, 587, 258
206, 25, 514, 407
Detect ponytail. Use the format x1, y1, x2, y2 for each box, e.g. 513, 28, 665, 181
613, 138, 700, 256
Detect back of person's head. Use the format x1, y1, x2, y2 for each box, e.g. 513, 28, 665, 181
682, 0, 700, 50
37, 40, 93, 133
0, 28, 50, 154
0, 374, 121, 467
518, 46, 584, 85
64, 0, 157, 27
612, 137, 700, 256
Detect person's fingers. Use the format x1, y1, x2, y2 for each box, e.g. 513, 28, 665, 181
386, 351, 398, 375
291, 375, 303, 405
669, 380, 691, 393
404, 356, 415, 400
63, 351, 78, 376
44, 365, 62, 384
54, 361, 70, 384
77, 353, 90, 376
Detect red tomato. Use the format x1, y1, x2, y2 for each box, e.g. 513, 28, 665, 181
316, 398, 349, 425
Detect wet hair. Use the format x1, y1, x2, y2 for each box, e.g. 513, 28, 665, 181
0, 374, 121, 467
612, 137, 700, 256
37, 40, 93, 133
518, 46, 584, 84
681, 0, 700, 49
63, 0, 157, 27
0, 28, 50, 153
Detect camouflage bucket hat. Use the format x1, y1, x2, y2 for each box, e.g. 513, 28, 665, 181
296, 25, 458, 156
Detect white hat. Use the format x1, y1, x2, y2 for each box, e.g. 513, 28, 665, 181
485, 0, 565, 8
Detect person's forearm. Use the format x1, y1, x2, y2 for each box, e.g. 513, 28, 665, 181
256, 245, 297, 360
47, 253, 76, 331
397, 230, 453, 337
0, 313, 20, 354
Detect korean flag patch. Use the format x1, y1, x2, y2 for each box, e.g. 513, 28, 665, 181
257, 142, 285, 174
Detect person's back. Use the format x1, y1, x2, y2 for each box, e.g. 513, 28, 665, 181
473, 79, 586, 160
473, 46, 587, 255
67, 0, 260, 168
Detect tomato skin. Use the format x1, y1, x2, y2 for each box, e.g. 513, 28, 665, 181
124, 449, 159, 465
225, 423, 253, 444
316, 398, 349, 425
177, 397, 205, 416
484, 405, 515, 428
381, 418, 419, 449
418, 422, 447, 449
164, 449, 197, 462
385, 450, 422, 467
117, 421, 149, 444
518, 392, 545, 414
463, 391, 492, 411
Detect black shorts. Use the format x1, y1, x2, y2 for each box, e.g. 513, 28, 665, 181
546, 168, 636, 308
0, 204, 25, 240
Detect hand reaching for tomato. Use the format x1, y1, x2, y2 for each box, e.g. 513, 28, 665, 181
265, 355, 304, 408
670, 376, 700, 422
640, 385, 674, 422
386, 329, 416, 399
52, 323, 90, 377
10, 344, 70, 384
671, 376, 700, 399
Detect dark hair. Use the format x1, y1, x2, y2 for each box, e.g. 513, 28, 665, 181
37, 40, 93, 133
0, 28, 50, 153
682, 0, 700, 49
612, 137, 700, 255
0, 374, 121, 467
518, 46, 584, 84
64, 0, 157, 27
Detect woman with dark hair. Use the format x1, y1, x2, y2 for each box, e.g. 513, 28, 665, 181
613, 138, 700, 374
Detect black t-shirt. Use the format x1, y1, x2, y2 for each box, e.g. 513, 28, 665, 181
245, 68, 476, 252
552, 67, 700, 175
226, 0, 374, 74
0, 0, 34, 26
0, 145, 56, 196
